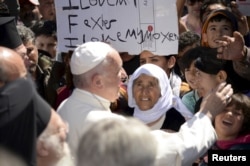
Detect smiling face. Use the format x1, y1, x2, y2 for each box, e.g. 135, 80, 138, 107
202, 19, 233, 48
194, 68, 221, 97
215, 105, 244, 140
132, 74, 161, 111
184, 61, 198, 89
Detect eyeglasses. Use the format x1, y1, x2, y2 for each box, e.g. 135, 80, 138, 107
187, 0, 204, 6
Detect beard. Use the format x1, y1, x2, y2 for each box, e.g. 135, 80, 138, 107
44, 135, 75, 166
53, 143, 75, 166
27, 60, 37, 74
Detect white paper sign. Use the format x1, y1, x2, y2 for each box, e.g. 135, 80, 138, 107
55, 0, 178, 55
236, 0, 250, 16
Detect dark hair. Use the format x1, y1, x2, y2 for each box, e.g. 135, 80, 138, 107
165, 54, 184, 79
178, 46, 203, 73
30, 20, 57, 40
194, 47, 227, 75
200, 0, 228, 22
0, 1, 10, 16
194, 47, 235, 91
16, 25, 35, 44
225, 93, 250, 135
207, 13, 237, 31
178, 31, 200, 53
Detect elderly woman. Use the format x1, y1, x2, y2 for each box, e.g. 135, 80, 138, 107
127, 64, 193, 131
139, 50, 183, 97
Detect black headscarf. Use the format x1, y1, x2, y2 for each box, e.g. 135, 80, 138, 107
0, 76, 51, 166
0, 16, 22, 49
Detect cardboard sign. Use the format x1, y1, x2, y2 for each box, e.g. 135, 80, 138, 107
55, 0, 178, 55
236, 0, 250, 16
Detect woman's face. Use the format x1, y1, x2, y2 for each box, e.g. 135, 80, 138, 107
140, 51, 171, 75
132, 74, 161, 110
184, 61, 198, 89
215, 105, 244, 140
195, 68, 220, 97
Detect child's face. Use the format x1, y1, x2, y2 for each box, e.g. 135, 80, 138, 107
35, 35, 57, 59
202, 20, 233, 48
215, 105, 244, 140
184, 61, 198, 89
194, 68, 221, 97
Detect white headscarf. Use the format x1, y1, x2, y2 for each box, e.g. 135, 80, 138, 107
169, 70, 182, 97
127, 64, 193, 124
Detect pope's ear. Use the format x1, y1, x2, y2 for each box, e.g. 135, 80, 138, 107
92, 74, 103, 88
36, 140, 49, 157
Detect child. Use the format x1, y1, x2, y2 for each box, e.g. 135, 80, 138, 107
192, 46, 229, 113
178, 31, 200, 58
31, 20, 57, 59
178, 47, 202, 113
199, 93, 250, 165
177, 31, 201, 97
201, 9, 238, 48
201, 9, 250, 95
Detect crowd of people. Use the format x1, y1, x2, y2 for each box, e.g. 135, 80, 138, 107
0, 0, 250, 166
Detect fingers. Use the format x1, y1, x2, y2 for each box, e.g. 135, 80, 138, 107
217, 82, 231, 93
233, 31, 244, 42
216, 37, 231, 59
217, 46, 230, 59
231, 1, 241, 17
217, 83, 233, 105
215, 82, 227, 92
230, 3, 249, 35
216, 33, 242, 60
216, 36, 232, 46
200, 83, 233, 120
202, 82, 223, 102
204, 82, 231, 101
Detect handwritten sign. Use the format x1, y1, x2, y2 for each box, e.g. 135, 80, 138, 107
236, 0, 250, 16
55, 0, 178, 55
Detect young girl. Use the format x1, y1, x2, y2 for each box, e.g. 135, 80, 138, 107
199, 93, 250, 165
192, 46, 232, 115
178, 47, 202, 113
